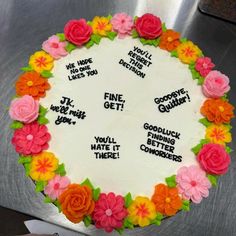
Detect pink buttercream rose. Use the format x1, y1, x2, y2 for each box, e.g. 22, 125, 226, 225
135, 13, 162, 39
176, 165, 211, 203
44, 175, 70, 200
202, 70, 230, 98
195, 57, 215, 77
92, 192, 127, 232
64, 19, 92, 46
9, 95, 39, 123
197, 143, 230, 175
42, 35, 68, 59
11, 121, 51, 155
111, 13, 134, 38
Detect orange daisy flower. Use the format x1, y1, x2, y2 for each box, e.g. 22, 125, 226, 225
159, 29, 180, 52
151, 184, 182, 216
16, 71, 50, 100
201, 98, 234, 124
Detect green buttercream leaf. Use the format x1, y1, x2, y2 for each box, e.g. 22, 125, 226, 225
85, 40, 94, 49
123, 218, 134, 229
115, 228, 124, 235
124, 192, 133, 208
162, 23, 167, 32
107, 31, 117, 41
221, 93, 229, 101
83, 215, 92, 227
56, 33, 65, 42
150, 212, 163, 226
18, 155, 32, 164
165, 175, 177, 188
37, 116, 49, 125
35, 181, 47, 192
93, 187, 101, 201
199, 118, 212, 127
24, 163, 31, 176
81, 178, 94, 190
44, 196, 54, 203
39, 105, 48, 117
20, 65, 33, 72
197, 76, 205, 85
140, 38, 160, 47
10, 120, 23, 129
91, 34, 102, 44
134, 16, 138, 22
54, 200, 62, 212
41, 70, 53, 78
55, 163, 66, 176
131, 30, 139, 38
107, 14, 112, 20
207, 174, 218, 187
225, 146, 233, 153
180, 37, 188, 43
191, 139, 209, 155
171, 50, 178, 57
87, 21, 92, 26
181, 200, 190, 211
65, 42, 77, 53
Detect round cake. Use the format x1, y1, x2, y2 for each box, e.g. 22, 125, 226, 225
9, 13, 234, 233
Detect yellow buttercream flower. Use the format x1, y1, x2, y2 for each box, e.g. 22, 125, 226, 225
30, 152, 59, 181
29, 51, 54, 73
205, 124, 232, 146
127, 196, 157, 227
176, 41, 202, 64
91, 16, 112, 36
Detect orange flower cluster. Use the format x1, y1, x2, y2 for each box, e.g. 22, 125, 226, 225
16, 72, 50, 100
59, 184, 95, 223
159, 30, 180, 52
151, 184, 182, 216
201, 98, 234, 124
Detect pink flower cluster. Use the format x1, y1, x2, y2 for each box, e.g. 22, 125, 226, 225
195, 57, 215, 77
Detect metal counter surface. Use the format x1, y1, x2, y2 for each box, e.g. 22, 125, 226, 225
0, 0, 236, 235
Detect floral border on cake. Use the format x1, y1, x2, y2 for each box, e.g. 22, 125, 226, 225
9, 13, 234, 234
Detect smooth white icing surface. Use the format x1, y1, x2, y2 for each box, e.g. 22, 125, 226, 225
41, 37, 205, 197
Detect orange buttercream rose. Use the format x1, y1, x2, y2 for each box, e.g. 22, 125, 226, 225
59, 184, 95, 223
16, 72, 50, 100
201, 98, 234, 124
151, 184, 182, 216
159, 29, 180, 52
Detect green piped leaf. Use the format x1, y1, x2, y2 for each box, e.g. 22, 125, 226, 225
165, 175, 177, 188
162, 23, 167, 32
115, 227, 124, 235
56, 33, 65, 42
140, 37, 160, 47
107, 14, 112, 20
221, 93, 229, 101
180, 37, 188, 43
35, 181, 47, 192
24, 163, 31, 176
124, 192, 133, 208
181, 200, 190, 211
83, 215, 92, 227
39, 105, 48, 117
44, 196, 54, 203
171, 50, 178, 57
107, 31, 117, 41
81, 178, 94, 190
66, 42, 76, 53
18, 155, 32, 164
55, 163, 66, 176
191, 139, 209, 155
199, 118, 212, 127
37, 116, 49, 125
91, 34, 102, 44
134, 16, 138, 22
20, 65, 33, 72
54, 200, 62, 212
150, 212, 163, 226
10, 121, 23, 129
207, 174, 218, 187
85, 40, 94, 49
131, 30, 139, 38
41, 70, 53, 78
93, 187, 101, 201
123, 218, 134, 229
197, 76, 205, 85
225, 146, 232, 153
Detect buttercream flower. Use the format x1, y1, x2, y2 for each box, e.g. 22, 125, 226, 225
30, 151, 59, 181
29, 51, 54, 73
42, 35, 68, 59
200, 98, 234, 124
44, 175, 70, 200
128, 196, 156, 227
202, 70, 230, 98
91, 16, 112, 36
11, 122, 50, 155
176, 41, 202, 64
159, 29, 180, 51
197, 143, 231, 175
176, 165, 211, 203
64, 19, 92, 46
151, 184, 182, 216
59, 184, 95, 223
16, 72, 50, 100
110, 13, 133, 39
195, 57, 215, 77
205, 124, 232, 146
9, 95, 39, 123
135, 13, 162, 39
92, 192, 127, 232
